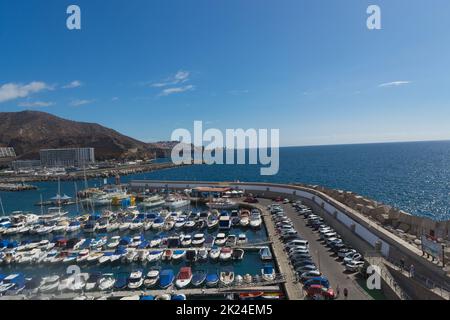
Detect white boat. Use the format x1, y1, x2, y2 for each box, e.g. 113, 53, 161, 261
175, 267, 193, 289
118, 222, 131, 231
76, 249, 90, 263
138, 250, 149, 262
172, 250, 186, 260
181, 234, 192, 247
239, 210, 250, 227
129, 221, 144, 231
128, 270, 143, 289
98, 274, 115, 291
237, 234, 247, 244
174, 217, 187, 229
67, 273, 89, 292
141, 195, 165, 208
143, 221, 153, 231
165, 196, 190, 209
39, 276, 60, 293
66, 221, 81, 233
219, 247, 233, 261
209, 246, 220, 260
219, 270, 235, 286
250, 211, 262, 229
225, 235, 237, 247
147, 250, 163, 263
261, 265, 276, 281
214, 233, 227, 246
107, 236, 121, 249
150, 237, 162, 248
124, 249, 138, 263
144, 269, 160, 288
106, 222, 120, 232
207, 198, 238, 210
87, 252, 104, 264
192, 233, 205, 246
42, 250, 58, 264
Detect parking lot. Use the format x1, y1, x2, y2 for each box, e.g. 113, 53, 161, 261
261, 198, 370, 300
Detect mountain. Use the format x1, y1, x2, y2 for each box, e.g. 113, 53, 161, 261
0, 110, 168, 160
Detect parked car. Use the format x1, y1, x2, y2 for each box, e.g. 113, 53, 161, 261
338, 248, 356, 259
303, 276, 330, 289
345, 260, 365, 272
305, 285, 336, 300
300, 270, 323, 282
295, 265, 318, 274
343, 252, 363, 264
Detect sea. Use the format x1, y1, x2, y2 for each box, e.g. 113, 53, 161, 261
2, 140, 449, 221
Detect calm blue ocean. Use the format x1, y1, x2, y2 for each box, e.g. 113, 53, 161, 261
2, 140, 450, 220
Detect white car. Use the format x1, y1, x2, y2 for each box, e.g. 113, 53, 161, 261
345, 260, 365, 272
338, 248, 356, 258
300, 270, 322, 281
285, 240, 308, 250
289, 247, 309, 255
343, 252, 363, 264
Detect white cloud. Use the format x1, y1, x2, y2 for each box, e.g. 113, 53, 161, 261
151, 70, 190, 88
70, 99, 94, 106
18, 101, 54, 107
0, 81, 53, 103
63, 80, 83, 89
159, 85, 195, 96
378, 81, 411, 88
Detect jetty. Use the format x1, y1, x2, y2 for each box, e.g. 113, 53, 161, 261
0, 183, 37, 191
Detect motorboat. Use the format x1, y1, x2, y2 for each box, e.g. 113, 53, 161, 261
250, 211, 262, 229
197, 248, 208, 261
66, 221, 81, 233
219, 269, 235, 286
237, 234, 247, 244
172, 249, 186, 261
181, 234, 192, 247
85, 272, 102, 291
155, 294, 171, 300
234, 274, 243, 285
239, 210, 250, 227
152, 217, 165, 230
214, 233, 227, 246
174, 217, 187, 229
76, 249, 90, 263
98, 274, 115, 291
218, 214, 231, 230
261, 265, 276, 281
140, 195, 165, 208
107, 236, 121, 249
144, 269, 160, 288
243, 274, 253, 284
128, 270, 144, 289
0, 273, 25, 295
114, 272, 129, 290
225, 234, 237, 247
207, 198, 238, 210
191, 270, 207, 287
259, 247, 273, 261
175, 267, 193, 288
147, 250, 163, 263
150, 235, 163, 248
165, 196, 190, 209
98, 252, 114, 265
232, 248, 244, 260
171, 294, 186, 300
219, 247, 233, 261
124, 249, 138, 263
38, 275, 60, 294
206, 215, 219, 229
192, 233, 205, 246
185, 249, 197, 263
159, 269, 175, 289
87, 251, 104, 264
206, 272, 219, 287
209, 246, 220, 260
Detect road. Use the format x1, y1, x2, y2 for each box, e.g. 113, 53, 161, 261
260, 199, 370, 300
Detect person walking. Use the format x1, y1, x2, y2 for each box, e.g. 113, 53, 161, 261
343, 287, 348, 300
409, 264, 415, 278
336, 284, 340, 298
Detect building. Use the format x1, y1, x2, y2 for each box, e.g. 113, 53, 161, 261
40, 148, 95, 167
0, 147, 16, 158
12, 160, 42, 171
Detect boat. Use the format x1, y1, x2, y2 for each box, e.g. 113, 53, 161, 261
162, 249, 173, 261
206, 272, 219, 287
237, 234, 247, 244
129, 220, 144, 231
172, 249, 186, 261
152, 217, 165, 230
114, 272, 129, 290
98, 252, 114, 265
38, 276, 60, 294
87, 251, 104, 264
219, 215, 231, 230
181, 234, 192, 247
214, 233, 227, 246
175, 267, 193, 288
128, 270, 143, 289
147, 250, 163, 263
219, 247, 233, 261
107, 236, 121, 249
143, 269, 160, 288
243, 274, 253, 284
225, 234, 237, 247
206, 215, 219, 229
249, 210, 262, 229
191, 270, 207, 287
184, 219, 196, 229
140, 195, 165, 208
261, 265, 276, 281
155, 294, 171, 300
165, 196, 190, 209
219, 269, 235, 286
124, 249, 138, 263
239, 291, 264, 300
209, 246, 220, 260
232, 248, 244, 260
192, 233, 205, 246
197, 248, 208, 261
150, 235, 163, 248
76, 249, 90, 263
62, 252, 78, 264
239, 210, 250, 227
0, 273, 25, 295
207, 198, 238, 210
98, 274, 115, 291
235, 274, 243, 285
85, 272, 102, 291
159, 269, 175, 289
171, 294, 186, 300
259, 247, 273, 261
66, 221, 81, 233
174, 217, 187, 229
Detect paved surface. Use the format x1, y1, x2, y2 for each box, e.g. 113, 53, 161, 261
261, 199, 371, 300
256, 202, 304, 300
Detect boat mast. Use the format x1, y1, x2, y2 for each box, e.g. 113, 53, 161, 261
74, 181, 79, 213
40, 194, 44, 215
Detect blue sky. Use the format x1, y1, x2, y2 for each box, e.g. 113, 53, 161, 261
1, 0, 450, 146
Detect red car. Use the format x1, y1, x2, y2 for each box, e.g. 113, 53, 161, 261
274, 196, 283, 202
244, 197, 258, 203
305, 285, 336, 300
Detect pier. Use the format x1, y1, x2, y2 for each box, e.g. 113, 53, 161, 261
0, 182, 37, 191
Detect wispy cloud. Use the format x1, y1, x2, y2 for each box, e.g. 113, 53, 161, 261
151, 70, 190, 88
159, 85, 195, 96
70, 99, 94, 106
63, 80, 83, 89
18, 101, 54, 107
378, 81, 411, 88
0, 81, 53, 103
